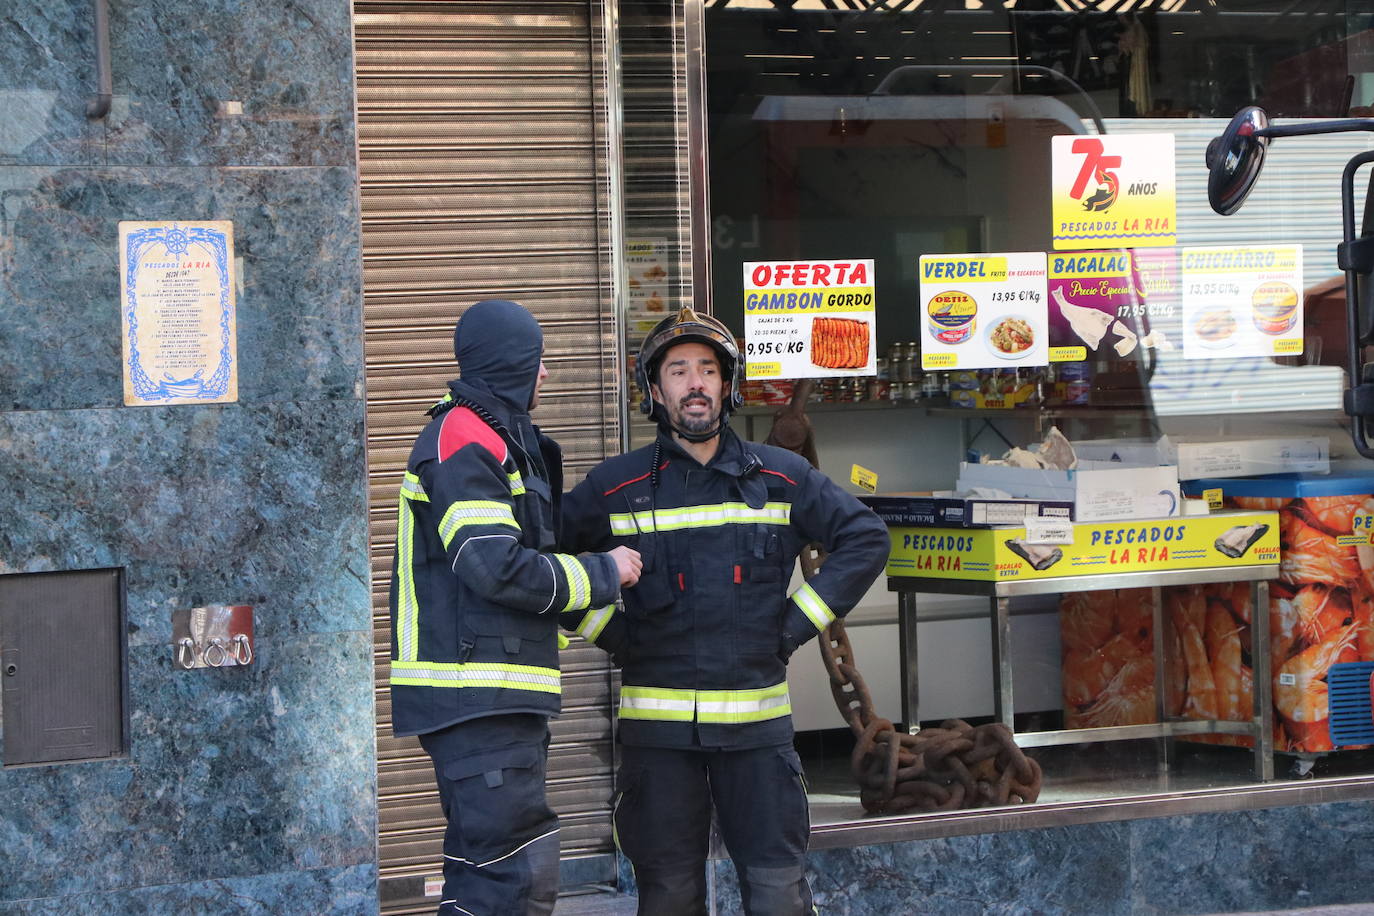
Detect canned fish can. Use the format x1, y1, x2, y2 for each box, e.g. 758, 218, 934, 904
927, 291, 977, 345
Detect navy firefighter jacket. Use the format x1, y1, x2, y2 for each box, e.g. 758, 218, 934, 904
561, 427, 890, 749
388, 300, 622, 739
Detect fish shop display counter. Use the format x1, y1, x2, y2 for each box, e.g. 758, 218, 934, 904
884, 514, 1282, 781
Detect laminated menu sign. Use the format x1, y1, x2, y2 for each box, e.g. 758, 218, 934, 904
626, 237, 671, 337
919, 252, 1048, 370
742, 259, 875, 380
1047, 248, 1181, 361
119, 220, 237, 406
1180, 245, 1303, 360
1051, 134, 1177, 250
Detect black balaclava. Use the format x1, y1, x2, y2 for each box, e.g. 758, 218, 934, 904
449, 299, 545, 476
452, 299, 543, 413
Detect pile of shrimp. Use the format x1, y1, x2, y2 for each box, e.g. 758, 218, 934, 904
1160, 582, 1254, 747
1165, 493, 1374, 753
1061, 588, 1158, 729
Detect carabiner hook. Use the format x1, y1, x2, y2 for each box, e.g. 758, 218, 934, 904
177, 637, 197, 669
203, 638, 229, 667
232, 633, 253, 665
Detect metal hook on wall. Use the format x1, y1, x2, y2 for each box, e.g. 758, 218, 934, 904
172, 605, 254, 669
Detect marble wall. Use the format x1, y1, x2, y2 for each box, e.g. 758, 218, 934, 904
0, 3, 376, 912
615, 796, 1374, 914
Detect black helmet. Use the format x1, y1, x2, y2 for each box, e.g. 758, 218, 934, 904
636, 306, 743, 442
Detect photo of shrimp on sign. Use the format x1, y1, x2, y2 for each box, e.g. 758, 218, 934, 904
742, 259, 876, 380
919, 252, 1048, 370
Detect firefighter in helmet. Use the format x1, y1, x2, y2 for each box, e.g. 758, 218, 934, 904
561, 307, 888, 915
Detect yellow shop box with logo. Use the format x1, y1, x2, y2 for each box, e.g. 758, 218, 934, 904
886, 511, 1278, 581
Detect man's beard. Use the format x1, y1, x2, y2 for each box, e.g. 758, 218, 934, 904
671, 393, 720, 435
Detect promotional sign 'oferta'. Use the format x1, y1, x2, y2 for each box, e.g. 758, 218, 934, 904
886, 511, 1279, 581
742, 259, 876, 380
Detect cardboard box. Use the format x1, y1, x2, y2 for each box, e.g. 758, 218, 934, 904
860, 493, 1074, 527
886, 510, 1279, 582
956, 461, 1180, 522
1072, 436, 1330, 479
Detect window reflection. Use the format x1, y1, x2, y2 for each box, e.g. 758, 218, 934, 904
693, 0, 1374, 823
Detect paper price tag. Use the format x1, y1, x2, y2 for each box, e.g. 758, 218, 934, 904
1203, 488, 1224, 511
850, 463, 879, 493
1023, 516, 1073, 545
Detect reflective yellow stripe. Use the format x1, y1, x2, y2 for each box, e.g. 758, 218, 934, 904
389, 661, 561, 694
400, 471, 429, 503
508, 469, 525, 496
439, 499, 519, 548
619, 683, 791, 723
792, 582, 835, 632
395, 491, 421, 661
608, 501, 790, 536
554, 554, 592, 612
698, 683, 792, 724
576, 604, 615, 642
619, 686, 696, 721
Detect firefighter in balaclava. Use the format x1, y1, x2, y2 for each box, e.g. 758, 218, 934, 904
561, 307, 888, 915
389, 299, 642, 916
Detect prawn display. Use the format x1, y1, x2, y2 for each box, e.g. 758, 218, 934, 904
810, 316, 870, 369
1158, 583, 1255, 748
1165, 491, 1374, 753
1061, 588, 1159, 729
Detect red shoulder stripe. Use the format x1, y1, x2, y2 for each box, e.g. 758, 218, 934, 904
603, 460, 670, 496
438, 407, 508, 464
760, 468, 798, 486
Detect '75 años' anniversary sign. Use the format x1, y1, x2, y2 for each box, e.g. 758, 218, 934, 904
120, 221, 237, 406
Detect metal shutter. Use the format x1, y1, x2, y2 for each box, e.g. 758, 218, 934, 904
354, 2, 624, 910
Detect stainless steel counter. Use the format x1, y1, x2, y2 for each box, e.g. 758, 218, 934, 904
887, 563, 1281, 781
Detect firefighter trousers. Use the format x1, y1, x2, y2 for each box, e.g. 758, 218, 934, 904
419, 714, 560, 916
614, 743, 813, 916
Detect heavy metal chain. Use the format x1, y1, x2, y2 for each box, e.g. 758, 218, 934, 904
768, 385, 1042, 813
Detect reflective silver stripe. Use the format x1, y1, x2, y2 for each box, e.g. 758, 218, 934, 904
554, 553, 591, 612
576, 604, 615, 642
439, 500, 518, 548
395, 495, 420, 661
608, 501, 790, 535
697, 685, 792, 723
619, 687, 696, 721
389, 661, 560, 693
619, 683, 792, 723
792, 581, 835, 631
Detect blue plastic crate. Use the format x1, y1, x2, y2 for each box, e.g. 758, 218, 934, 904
1327, 661, 1374, 747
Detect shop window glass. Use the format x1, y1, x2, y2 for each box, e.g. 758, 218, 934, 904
697, 0, 1374, 825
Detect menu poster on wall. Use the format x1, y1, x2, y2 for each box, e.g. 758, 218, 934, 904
919, 252, 1048, 370
119, 221, 237, 406
742, 259, 876, 380
1051, 134, 1177, 251
1180, 245, 1304, 360
1047, 248, 1181, 361
626, 236, 671, 337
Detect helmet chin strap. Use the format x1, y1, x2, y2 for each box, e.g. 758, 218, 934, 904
650, 399, 732, 443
